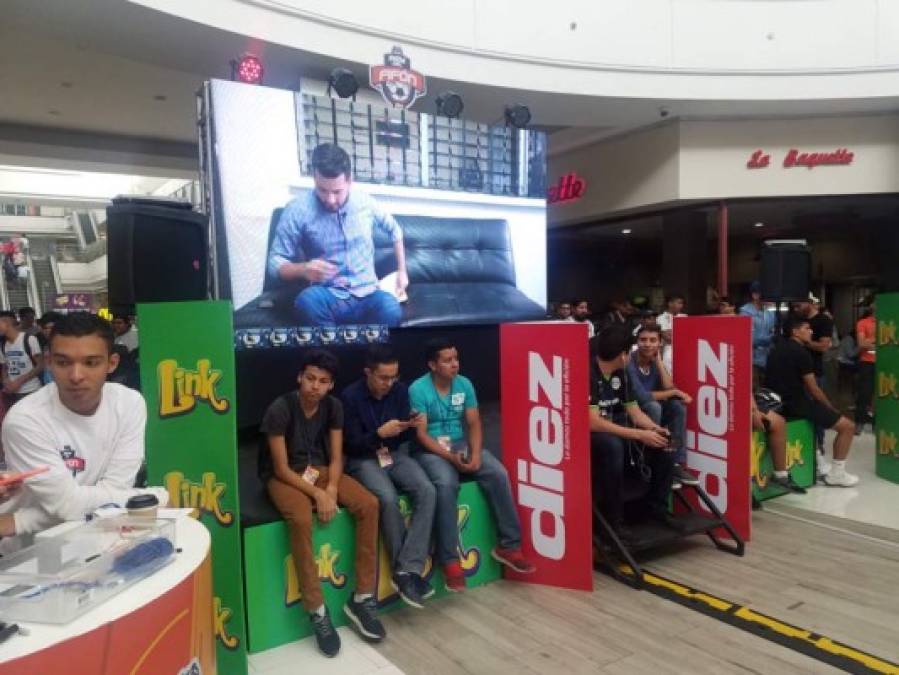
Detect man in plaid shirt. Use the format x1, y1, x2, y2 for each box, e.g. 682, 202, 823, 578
269, 143, 409, 326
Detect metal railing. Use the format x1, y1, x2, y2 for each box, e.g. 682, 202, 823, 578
297, 93, 546, 199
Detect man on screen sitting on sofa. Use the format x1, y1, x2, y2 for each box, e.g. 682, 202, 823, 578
268, 143, 409, 327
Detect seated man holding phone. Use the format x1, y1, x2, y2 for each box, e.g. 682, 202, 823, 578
341, 344, 436, 609
0, 313, 168, 545
589, 325, 677, 544
409, 338, 535, 593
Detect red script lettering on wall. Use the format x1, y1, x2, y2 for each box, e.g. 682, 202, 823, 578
547, 173, 587, 204
782, 148, 854, 169
746, 148, 854, 170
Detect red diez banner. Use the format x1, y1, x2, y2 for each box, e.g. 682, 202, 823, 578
499, 322, 593, 591
673, 316, 753, 542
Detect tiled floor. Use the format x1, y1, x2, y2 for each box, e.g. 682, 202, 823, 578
248, 626, 405, 675
775, 428, 899, 531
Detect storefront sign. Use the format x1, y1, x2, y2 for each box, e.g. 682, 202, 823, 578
547, 172, 587, 204
673, 316, 752, 541
369, 46, 426, 109
500, 322, 592, 591
140, 301, 248, 675
747, 148, 854, 170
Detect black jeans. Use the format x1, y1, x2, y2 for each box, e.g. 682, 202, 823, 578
591, 426, 675, 527
855, 361, 875, 425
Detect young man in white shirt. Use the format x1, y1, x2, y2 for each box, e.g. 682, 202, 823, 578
656, 294, 686, 375
0, 310, 43, 407
0, 312, 167, 542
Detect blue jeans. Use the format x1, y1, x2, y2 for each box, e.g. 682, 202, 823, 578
346, 451, 435, 576
414, 449, 521, 565
642, 398, 687, 465
294, 286, 402, 326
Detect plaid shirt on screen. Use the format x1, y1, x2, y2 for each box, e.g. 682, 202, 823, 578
268, 189, 402, 299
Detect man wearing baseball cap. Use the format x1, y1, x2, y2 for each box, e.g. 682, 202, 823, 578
739, 281, 777, 387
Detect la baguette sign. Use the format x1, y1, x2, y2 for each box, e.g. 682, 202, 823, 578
747, 147, 854, 170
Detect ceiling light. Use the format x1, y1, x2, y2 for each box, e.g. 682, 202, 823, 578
622, 228, 632, 234
232, 53, 264, 85
754, 222, 764, 227
328, 68, 359, 99
435, 91, 464, 118
504, 104, 531, 129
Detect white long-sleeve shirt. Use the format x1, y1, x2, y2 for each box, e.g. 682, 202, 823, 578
1, 382, 167, 536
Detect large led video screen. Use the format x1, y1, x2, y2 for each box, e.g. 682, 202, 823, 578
207, 79, 547, 336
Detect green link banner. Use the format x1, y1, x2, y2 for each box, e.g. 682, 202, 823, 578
751, 419, 814, 502
243, 481, 501, 653
139, 301, 248, 675
876, 293, 899, 484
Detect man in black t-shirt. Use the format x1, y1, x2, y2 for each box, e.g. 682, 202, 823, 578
589, 325, 676, 543
765, 316, 858, 487
793, 295, 834, 456
260, 349, 384, 657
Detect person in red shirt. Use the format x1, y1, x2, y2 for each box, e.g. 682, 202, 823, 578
855, 297, 876, 434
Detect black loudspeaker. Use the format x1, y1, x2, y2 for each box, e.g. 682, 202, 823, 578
760, 241, 810, 302
107, 197, 208, 307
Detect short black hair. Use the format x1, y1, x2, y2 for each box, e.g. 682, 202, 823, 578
18, 307, 35, 319
311, 143, 352, 179
666, 294, 685, 304
365, 343, 398, 370
590, 325, 632, 362
425, 337, 456, 364
298, 348, 339, 380
783, 313, 809, 338
38, 311, 63, 327
635, 323, 662, 339
0, 310, 16, 321
112, 313, 131, 324
50, 312, 115, 353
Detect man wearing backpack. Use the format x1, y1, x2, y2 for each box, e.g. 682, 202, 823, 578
0, 311, 43, 407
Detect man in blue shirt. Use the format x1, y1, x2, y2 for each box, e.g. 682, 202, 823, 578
589, 325, 676, 543
739, 281, 776, 385
625, 324, 696, 489
341, 344, 436, 610
268, 143, 409, 326
409, 338, 535, 592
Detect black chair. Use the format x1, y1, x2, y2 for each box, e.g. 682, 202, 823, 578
592, 459, 745, 590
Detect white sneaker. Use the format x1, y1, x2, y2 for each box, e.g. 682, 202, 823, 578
823, 466, 859, 487
816, 451, 831, 478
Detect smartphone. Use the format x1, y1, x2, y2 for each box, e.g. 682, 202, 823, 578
0, 465, 50, 486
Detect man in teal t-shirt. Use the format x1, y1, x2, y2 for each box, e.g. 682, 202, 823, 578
409, 338, 535, 592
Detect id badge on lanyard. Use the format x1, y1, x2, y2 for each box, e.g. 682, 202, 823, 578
376, 446, 393, 468
302, 465, 320, 485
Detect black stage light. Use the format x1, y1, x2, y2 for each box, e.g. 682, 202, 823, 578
435, 91, 464, 118
504, 104, 531, 129
328, 68, 359, 99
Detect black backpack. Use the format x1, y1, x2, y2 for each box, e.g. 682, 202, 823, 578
257, 391, 299, 480
1, 334, 37, 367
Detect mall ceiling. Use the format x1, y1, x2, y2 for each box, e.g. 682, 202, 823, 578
4, 0, 899, 162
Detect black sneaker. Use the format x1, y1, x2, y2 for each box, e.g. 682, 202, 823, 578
770, 473, 807, 494
344, 596, 386, 643
415, 574, 435, 600
673, 464, 699, 486
309, 607, 341, 657
391, 573, 424, 609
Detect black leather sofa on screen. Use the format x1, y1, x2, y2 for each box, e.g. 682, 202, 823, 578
232, 210, 545, 328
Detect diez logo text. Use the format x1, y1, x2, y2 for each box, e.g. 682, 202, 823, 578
686, 340, 730, 512
518, 352, 566, 560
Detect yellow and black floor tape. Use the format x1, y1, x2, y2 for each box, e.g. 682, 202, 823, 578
621, 566, 899, 674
